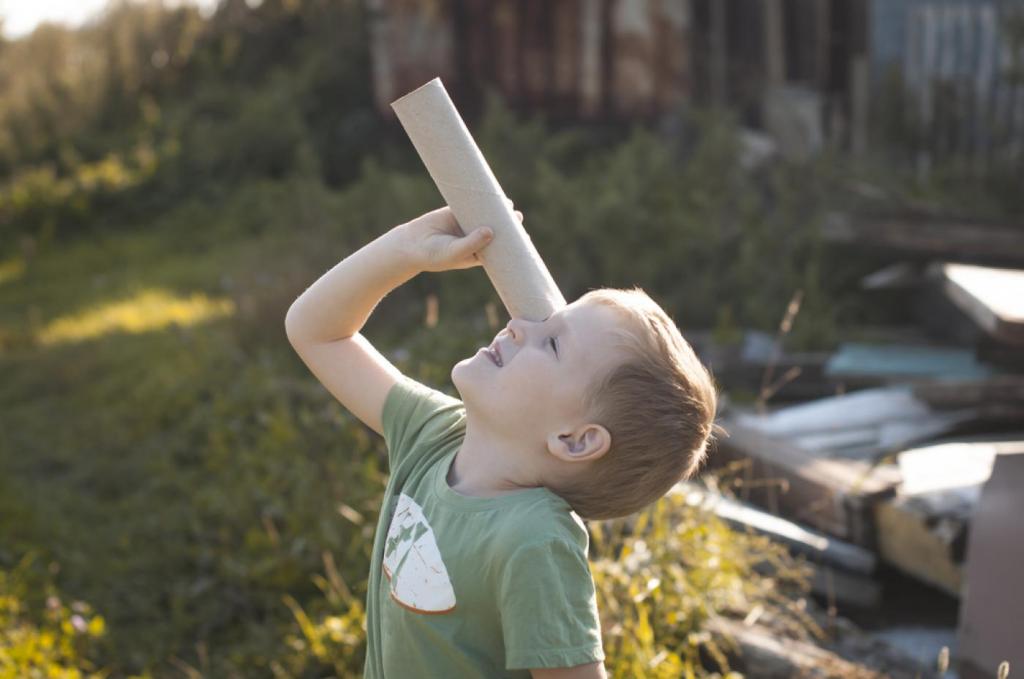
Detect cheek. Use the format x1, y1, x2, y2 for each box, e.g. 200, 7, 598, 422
484, 361, 524, 396
501, 359, 557, 403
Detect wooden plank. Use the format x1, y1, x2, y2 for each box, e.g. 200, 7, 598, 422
706, 616, 925, 679
366, 0, 457, 116
921, 4, 938, 175
610, 0, 656, 116
873, 437, 1024, 598
896, 439, 1020, 506
711, 412, 901, 545
975, 5, 996, 170
932, 261, 1024, 346
810, 565, 883, 610
578, 0, 603, 117
735, 385, 933, 438
687, 328, 849, 402
675, 482, 877, 574
874, 498, 963, 597
793, 0, 818, 85
911, 374, 1024, 410
956, 448, 1024, 674
733, 384, 975, 461
492, 1, 521, 98
460, 0, 495, 102
550, 0, 581, 114
815, 0, 830, 91
763, 0, 785, 86
366, 0, 394, 114
824, 342, 996, 380
520, 0, 550, 105
654, 0, 692, 110
994, 27, 1014, 160
822, 212, 1024, 267
850, 55, 868, 154
956, 5, 973, 164
860, 262, 924, 290
709, 0, 727, 106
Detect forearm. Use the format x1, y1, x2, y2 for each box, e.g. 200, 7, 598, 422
285, 224, 420, 343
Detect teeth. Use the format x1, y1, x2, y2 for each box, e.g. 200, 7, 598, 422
489, 347, 502, 366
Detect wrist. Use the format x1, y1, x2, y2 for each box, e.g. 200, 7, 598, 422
386, 222, 425, 277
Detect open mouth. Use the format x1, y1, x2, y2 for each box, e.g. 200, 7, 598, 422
485, 345, 503, 367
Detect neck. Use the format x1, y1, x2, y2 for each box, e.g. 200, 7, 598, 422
448, 419, 544, 497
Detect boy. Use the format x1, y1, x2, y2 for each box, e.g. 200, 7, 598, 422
285, 206, 721, 678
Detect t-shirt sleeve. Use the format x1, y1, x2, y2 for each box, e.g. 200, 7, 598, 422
499, 537, 606, 670
380, 375, 466, 471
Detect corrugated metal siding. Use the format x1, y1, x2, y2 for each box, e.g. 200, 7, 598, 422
367, 0, 693, 122
872, 0, 1024, 166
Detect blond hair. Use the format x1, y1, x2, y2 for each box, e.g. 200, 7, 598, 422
550, 286, 725, 521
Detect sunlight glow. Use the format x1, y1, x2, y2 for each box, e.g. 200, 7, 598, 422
0, 0, 220, 39
37, 288, 235, 345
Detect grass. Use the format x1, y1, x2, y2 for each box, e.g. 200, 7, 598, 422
5, 102, 1006, 675
0, 170, 827, 676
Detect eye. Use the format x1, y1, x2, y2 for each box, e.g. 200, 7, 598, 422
549, 337, 558, 356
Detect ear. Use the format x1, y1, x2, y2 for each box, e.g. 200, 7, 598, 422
546, 424, 611, 463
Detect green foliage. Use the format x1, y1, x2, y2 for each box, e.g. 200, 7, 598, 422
0, 142, 832, 674
352, 93, 850, 350
0, 0, 377, 254
0, 552, 111, 678
0, 182, 385, 674
0, 71, 892, 672
6, 0, 1016, 675
277, 553, 367, 677
0, 142, 164, 249
590, 478, 820, 677
176, 76, 318, 183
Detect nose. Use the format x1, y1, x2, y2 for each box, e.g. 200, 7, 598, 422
505, 318, 527, 343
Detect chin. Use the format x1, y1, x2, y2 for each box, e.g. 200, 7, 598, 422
451, 360, 469, 395
450, 360, 482, 407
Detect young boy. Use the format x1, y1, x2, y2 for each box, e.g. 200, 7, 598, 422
285, 206, 721, 678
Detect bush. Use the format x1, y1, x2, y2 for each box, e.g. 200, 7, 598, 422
0, 552, 111, 678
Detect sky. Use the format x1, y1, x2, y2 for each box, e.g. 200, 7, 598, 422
0, 0, 220, 39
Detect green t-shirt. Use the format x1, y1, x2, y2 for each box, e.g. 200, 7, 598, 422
362, 375, 606, 678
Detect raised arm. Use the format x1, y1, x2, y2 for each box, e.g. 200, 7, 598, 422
284, 206, 503, 436
284, 222, 419, 436
285, 221, 420, 344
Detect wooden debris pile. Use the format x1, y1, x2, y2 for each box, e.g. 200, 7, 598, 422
689, 224, 1024, 608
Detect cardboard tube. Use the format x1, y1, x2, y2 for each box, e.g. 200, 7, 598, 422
390, 77, 566, 323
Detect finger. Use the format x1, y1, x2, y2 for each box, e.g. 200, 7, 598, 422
454, 228, 492, 258
453, 252, 485, 270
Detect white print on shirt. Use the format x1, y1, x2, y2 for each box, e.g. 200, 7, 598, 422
382, 493, 456, 614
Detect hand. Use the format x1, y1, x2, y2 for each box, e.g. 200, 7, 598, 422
400, 204, 523, 273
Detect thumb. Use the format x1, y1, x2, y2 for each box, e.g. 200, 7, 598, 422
456, 227, 492, 254
471, 227, 493, 244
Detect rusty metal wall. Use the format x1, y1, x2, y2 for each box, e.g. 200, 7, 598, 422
366, 0, 693, 121
366, 0, 458, 114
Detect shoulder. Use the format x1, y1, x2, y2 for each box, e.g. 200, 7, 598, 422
496, 505, 597, 599
387, 374, 464, 415
497, 493, 591, 558
381, 376, 467, 472
383, 375, 465, 437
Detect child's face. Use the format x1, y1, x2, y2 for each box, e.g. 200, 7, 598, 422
452, 299, 627, 447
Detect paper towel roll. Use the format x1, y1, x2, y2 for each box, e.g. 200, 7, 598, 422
390, 77, 566, 323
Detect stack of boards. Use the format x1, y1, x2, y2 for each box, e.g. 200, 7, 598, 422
694, 249, 1024, 607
